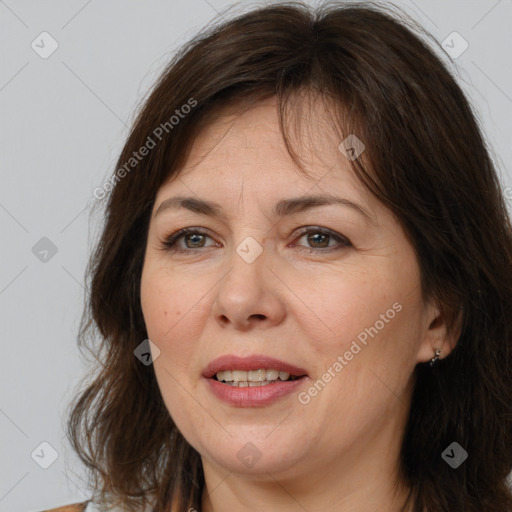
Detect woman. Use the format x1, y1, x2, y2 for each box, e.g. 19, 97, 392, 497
49, 1, 512, 511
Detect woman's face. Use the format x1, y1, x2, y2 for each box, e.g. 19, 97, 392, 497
140, 97, 443, 483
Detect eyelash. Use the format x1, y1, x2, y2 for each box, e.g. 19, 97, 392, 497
161, 227, 352, 254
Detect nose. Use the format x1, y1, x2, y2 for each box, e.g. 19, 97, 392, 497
210, 241, 287, 331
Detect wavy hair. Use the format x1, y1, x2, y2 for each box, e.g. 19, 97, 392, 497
67, 2, 512, 511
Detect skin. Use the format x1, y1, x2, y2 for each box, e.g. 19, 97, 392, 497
140, 96, 459, 512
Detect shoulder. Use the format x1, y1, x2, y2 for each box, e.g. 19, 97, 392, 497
41, 502, 89, 512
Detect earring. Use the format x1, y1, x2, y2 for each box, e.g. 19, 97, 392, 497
430, 348, 441, 366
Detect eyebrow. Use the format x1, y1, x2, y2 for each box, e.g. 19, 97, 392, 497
154, 194, 375, 224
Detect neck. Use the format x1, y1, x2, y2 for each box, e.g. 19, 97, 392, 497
201, 469, 412, 512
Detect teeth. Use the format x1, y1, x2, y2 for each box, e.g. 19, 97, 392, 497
232, 370, 246, 382
248, 369, 266, 381
215, 368, 296, 384
223, 380, 277, 387
222, 370, 233, 382
266, 369, 279, 380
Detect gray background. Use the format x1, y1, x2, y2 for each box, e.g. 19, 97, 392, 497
1, 1, 511, 511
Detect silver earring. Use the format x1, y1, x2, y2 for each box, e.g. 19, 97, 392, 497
430, 348, 441, 366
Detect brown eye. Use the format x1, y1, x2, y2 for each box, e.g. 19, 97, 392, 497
182, 233, 207, 248
306, 232, 330, 248
292, 227, 352, 252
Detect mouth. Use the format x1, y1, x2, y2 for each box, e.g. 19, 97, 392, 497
202, 354, 308, 406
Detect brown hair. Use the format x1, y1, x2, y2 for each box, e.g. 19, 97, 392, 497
67, 1, 512, 511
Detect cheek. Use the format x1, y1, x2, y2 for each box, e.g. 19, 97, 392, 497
141, 264, 208, 343
294, 264, 424, 391
290, 267, 400, 354
140, 268, 205, 422
140, 263, 216, 424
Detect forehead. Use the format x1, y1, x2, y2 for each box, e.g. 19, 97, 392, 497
158, 96, 368, 202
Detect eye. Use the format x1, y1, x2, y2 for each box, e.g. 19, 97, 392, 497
161, 228, 219, 253
291, 227, 352, 253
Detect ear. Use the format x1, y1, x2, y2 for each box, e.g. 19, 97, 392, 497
416, 299, 463, 364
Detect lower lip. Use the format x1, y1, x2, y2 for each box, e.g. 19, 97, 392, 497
204, 377, 308, 407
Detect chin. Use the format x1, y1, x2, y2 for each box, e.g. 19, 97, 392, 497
205, 446, 304, 477
188, 427, 313, 477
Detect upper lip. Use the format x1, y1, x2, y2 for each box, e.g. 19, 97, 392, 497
202, 354, 308, 378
